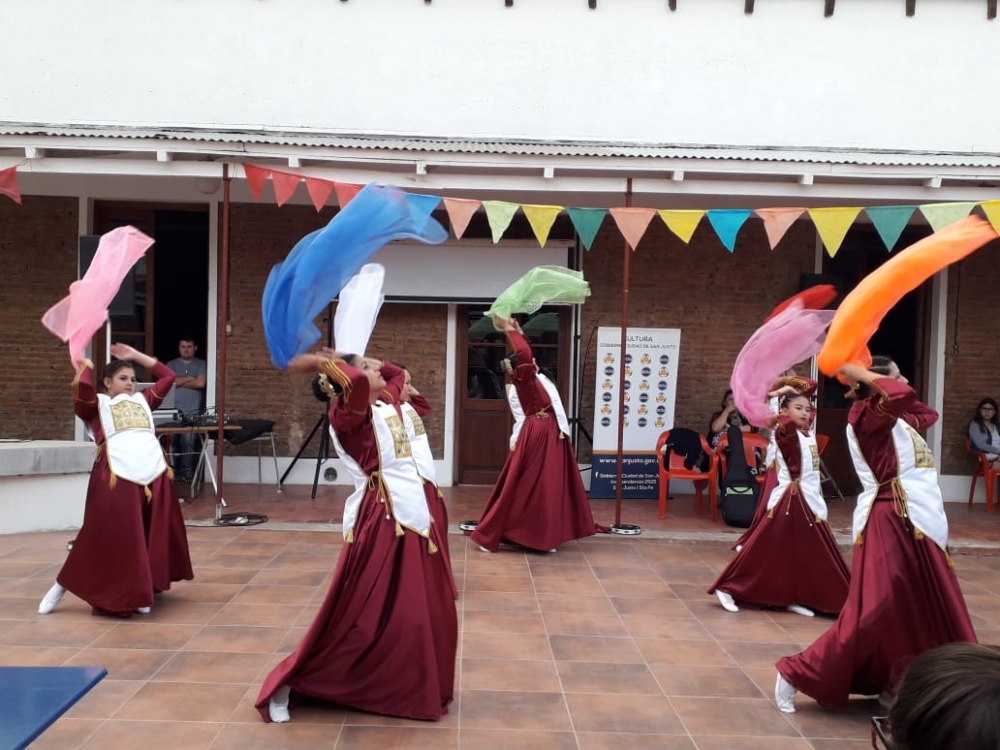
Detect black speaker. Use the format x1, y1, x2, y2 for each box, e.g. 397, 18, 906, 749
79, 235, 135, 315
798, 273, 844, 307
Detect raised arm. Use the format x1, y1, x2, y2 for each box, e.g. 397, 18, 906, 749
379, 361, 406, 403
144, 361, 177, 410
72, 359, 98, 420
409, 392, 432, 417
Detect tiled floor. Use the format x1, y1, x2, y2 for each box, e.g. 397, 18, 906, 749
2, 484, 998, 749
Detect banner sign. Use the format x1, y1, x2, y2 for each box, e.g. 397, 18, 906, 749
589, 327, 681, 499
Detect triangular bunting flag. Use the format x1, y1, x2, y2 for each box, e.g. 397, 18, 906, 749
242, 164, 270, 202
565, 207, 607, 251
807, 207, 862, 257
442, 197, 481, 239
305, 176, 335, 212
755, 207, 805, 250
334, 181, 363, 208
865, 205, 916, 252
271, 170, 301, 207
920, 202, 976, 232
706, 209, 753, 253
403, 192, 443, 217
979, 200, 1000, 236
522, 204, 564, 247
657, 209, 704, 244
609, 207, 656, 250
482, 201, 520, 244
0, 166, 22, 205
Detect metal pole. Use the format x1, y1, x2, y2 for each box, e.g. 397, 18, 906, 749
214, 164, 231, 517
610, 178, 640, 535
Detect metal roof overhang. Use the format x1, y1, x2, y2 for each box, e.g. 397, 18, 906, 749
3, 123, 1000, 208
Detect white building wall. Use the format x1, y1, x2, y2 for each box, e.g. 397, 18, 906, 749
1, 0, 997, 152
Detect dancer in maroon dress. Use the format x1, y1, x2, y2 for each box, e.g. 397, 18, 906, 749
709, 388, 849, 616
775, 357, 977, 713
38, 343, 193, 617
472, 317, 597, 553
256, 351, 457, 723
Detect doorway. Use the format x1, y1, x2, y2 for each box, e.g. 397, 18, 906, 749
455, 306, 572, 484
817, 224, 932, 495
90, 203, 210, 375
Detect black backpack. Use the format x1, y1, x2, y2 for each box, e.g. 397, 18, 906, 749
719, 424, 760, 528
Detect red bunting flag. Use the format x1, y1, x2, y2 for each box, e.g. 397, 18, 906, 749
242, 164, 270, 201
334, 182, 363, 208
271, 170, 301, 207
305, 176, 335, 212
0, 166, 22, 205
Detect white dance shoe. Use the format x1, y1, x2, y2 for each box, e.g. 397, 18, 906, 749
775, 673, 797, 713
478, 545, 492, 553
786, 604, 815, 618
269, 685, 291, 723
38, 583, 66, 615
135, 606, 152, 615
715, 590, 739, 613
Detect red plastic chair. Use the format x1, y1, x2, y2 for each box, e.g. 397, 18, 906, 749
715, 432, 769, 494
655, 430, 719, 521
966, 437, 1000, 512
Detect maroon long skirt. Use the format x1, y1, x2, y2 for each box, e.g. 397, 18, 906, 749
776, 500, 978, 707
709, 486, 850, 615
471, 416, 596, 553
732, 466, 778, 550
426, 484, 458, 599
255, 485, 457, 722
57, 455, 193, 616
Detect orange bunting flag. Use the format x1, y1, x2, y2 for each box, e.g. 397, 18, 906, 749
334, 182, 363, 208
657, 210, 704, 244
305, 176, 335, 212
755, 207, 806, 250
609, 207, 657, 250
442, 197, 480, 240
0, 166, 22, 205
271, 170, 302, 207
522, 204, 563, 247
242, 164, 270, 201
808, 207, 862, 257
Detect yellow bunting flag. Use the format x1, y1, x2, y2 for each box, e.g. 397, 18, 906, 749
442, 197, 481, 240
980, 200, 1000, 235
609, 207, 657, 250
522, 204, 564, 247
808, 207, 862, 257
657, 210, 704, 243
919, 202, 976, 232
482, 201, 520, 244
755, 207, 806, 250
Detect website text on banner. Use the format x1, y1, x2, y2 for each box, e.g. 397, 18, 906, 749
590, 327, 681, 500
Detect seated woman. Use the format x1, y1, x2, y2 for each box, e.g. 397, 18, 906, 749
968, 397, 1000, 468
707, 388, 757, 451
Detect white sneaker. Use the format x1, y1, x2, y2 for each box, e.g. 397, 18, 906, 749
135, 606, 152, 615
735, 544, 743, 552
269, 685, 291, 723
478, 545, 492, 553
38, 583, 66, 615
787, 604, 815, 618
549, 548, 558, 553
715, 590, 739, 613
775, 673, 797, 713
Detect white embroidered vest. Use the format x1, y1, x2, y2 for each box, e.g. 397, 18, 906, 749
401, 403, 437, 484
766, 429, 826, 520
329, 400, 431, 540
848, 419, 949, 549
507, 374, 571, 450
97, 393, 167, 486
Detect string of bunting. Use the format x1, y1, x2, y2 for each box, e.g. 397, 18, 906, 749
4, 162, 999, 257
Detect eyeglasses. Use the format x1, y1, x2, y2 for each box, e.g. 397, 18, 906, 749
871, 716, 895, 749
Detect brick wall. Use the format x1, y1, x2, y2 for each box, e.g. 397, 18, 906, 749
940, 239, 1000, 474
224, 204, 448, 460
577, 216, 817, 461
0, 197, 79, 439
